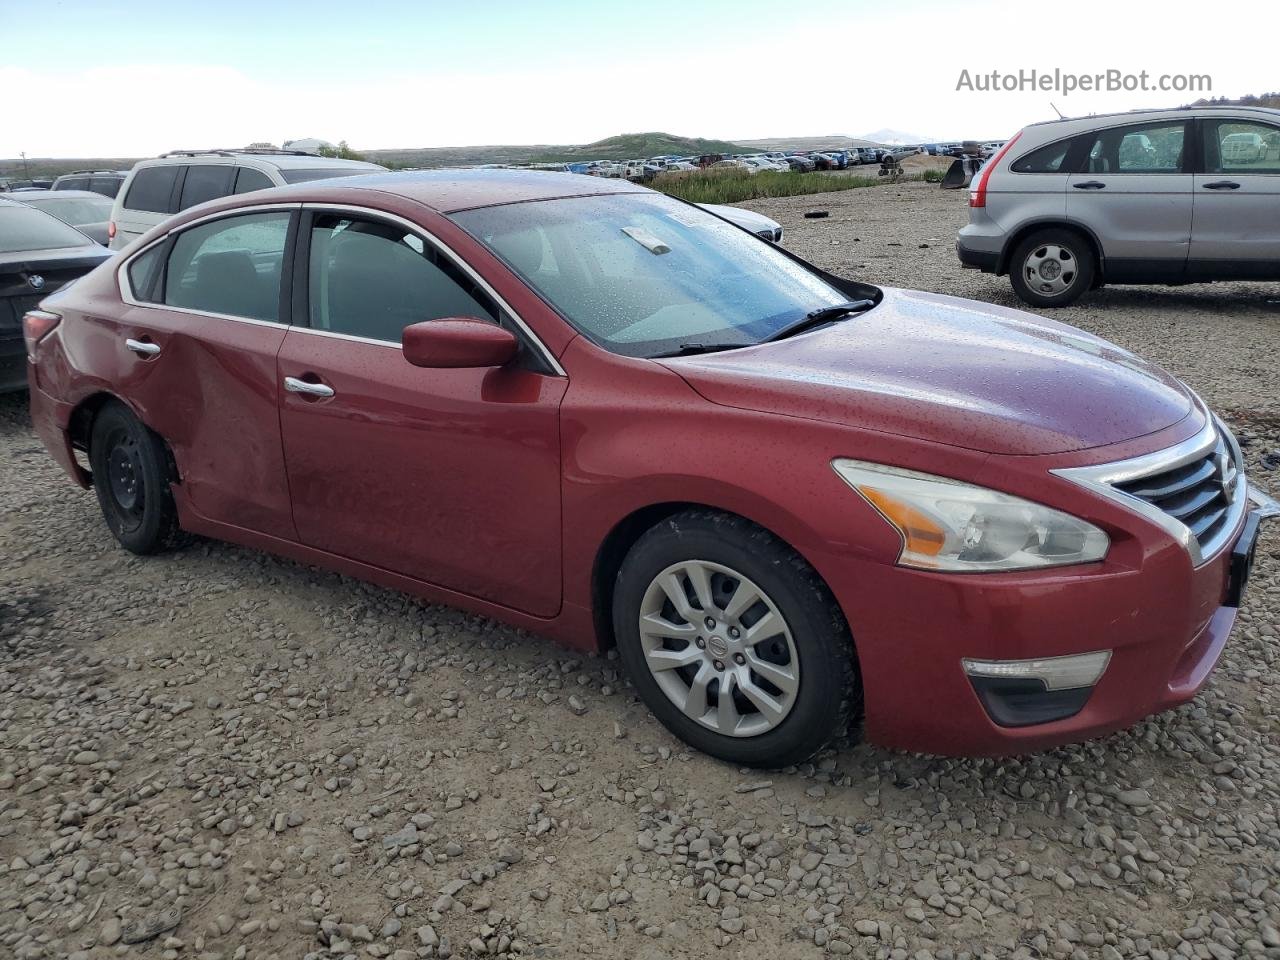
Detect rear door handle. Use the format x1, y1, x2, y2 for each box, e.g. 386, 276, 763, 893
284, 376, 335, 399
1072, 181, 1107, 190
1203, 180, 1241, 190
125, 338, 160, 357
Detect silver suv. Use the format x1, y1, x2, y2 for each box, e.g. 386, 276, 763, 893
957, 106, 1280, 306
108, 149, 384, 250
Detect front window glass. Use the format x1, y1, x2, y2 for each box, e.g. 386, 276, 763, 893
0, 203, 96, 253
1204, 121, 1280, 174
163, 212, 290, 321
1085, 122, 1186, 173
452, 193, 851, 358
308, 214, 496, 342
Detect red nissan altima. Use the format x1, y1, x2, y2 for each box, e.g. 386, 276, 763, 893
23, 171, 1271, 766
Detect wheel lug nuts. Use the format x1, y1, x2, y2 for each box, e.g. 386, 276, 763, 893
733, 653, 745, 665
728, 627, 740, 639
703, 616, 716, 629
695, 637, 706, 649
713, 660, 725, 672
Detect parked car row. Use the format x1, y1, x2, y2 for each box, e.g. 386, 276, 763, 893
570, 147, 898, 182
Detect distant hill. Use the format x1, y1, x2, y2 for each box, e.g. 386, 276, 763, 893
531, 132, 750, 163
361, 132, 751, 169
736, 135, 879, 152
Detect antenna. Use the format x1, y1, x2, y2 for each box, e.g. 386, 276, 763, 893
1050, 102, 1066, 120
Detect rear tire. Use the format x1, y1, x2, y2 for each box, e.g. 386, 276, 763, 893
89, 401, 183, 555
1009, 228, 1096, 308
613, 510, 860, 768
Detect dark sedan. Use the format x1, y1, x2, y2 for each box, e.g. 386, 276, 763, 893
10, 190, 113, 245
0, 198, 112, 392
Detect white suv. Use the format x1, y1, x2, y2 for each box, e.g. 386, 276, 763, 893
108, 149, 384, 250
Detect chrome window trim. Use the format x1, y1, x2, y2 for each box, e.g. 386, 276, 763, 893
114, 200, 566, 376
299, 202, 565, 376
1052, 410, 1248, 566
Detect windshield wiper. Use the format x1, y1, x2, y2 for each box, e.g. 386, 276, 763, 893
762, 298, 876, 343
649, 342, 750, 358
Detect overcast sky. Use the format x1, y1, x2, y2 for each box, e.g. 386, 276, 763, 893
2, 0, 1273, 158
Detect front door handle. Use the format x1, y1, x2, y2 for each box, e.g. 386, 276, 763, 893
125, 338, 161, 357
1203, 180, 1241, 190
284, 376, 335, 399
1073, 181, 1107, 190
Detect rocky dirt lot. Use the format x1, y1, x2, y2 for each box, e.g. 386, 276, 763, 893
3, 180, 1279, 960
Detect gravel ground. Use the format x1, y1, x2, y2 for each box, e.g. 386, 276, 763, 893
3, 181, 1279, 960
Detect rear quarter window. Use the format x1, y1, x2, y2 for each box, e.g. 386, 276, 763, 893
123, 166, 181, 214
1011, 140, 1075, 173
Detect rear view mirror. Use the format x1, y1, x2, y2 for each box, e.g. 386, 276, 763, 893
402, 318, 519, 369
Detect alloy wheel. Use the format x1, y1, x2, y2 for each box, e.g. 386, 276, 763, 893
637, 560, 800, 737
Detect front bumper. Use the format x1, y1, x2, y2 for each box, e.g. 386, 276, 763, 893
822, 502, 1257, 757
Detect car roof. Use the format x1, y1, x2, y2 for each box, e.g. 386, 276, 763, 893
1026, 104, 1280, 129
139, 152, 383, 171
281, 168, 650, 213
9, 189, 110, 200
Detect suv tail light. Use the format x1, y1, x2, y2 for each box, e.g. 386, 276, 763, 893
968, 132, 1022, 209
108, 220, 116, 241
23, 310, 62, 359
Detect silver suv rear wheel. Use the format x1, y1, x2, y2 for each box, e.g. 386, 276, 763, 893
1009, 228, 1097, 308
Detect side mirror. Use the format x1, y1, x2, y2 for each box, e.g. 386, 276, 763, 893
402, 318, 519, 369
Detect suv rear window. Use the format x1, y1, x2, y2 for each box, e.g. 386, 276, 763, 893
124, 166, 181, 214
89, 176, 123, 198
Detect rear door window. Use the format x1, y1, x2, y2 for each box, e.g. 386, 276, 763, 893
1084, 121, 1188, 174
178, 165, 235, 211
163, 211, 292, 322
123, 166, 181, 214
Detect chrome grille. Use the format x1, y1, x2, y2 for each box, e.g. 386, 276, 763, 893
1053, 414, 1247, 567
1113, 433, 1237, 550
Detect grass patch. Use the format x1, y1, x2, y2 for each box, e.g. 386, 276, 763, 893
649, 168, 935, 204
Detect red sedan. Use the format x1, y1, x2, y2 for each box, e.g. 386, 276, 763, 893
23, 171, 1270, 766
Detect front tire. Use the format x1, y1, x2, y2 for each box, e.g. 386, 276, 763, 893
89, 401, 183, 555
1009, 228, 1096, 308
613, 511, 859, 768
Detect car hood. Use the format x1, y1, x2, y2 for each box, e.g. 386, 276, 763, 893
698, 203, 780, 234
662, 287, 1197, 456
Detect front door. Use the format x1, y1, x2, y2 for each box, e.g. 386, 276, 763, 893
277, 209, 566, 617
1067, 119, 1193, 282
1190, 117, 1280, 278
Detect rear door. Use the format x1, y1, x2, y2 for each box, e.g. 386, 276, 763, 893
112, 165, 181, 250
114, 206, 299, 539
1066, 119, 1193, 282
276, 207, 566, 617
1189, 117, 1280, 278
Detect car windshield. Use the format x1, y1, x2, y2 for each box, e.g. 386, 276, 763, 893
23, 196, 112, 226
0, 203, 95, 253
279, 168, 373, 184
452, 193, 853, 358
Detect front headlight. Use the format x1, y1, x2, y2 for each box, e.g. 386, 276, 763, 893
832, 459, 1109, 572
